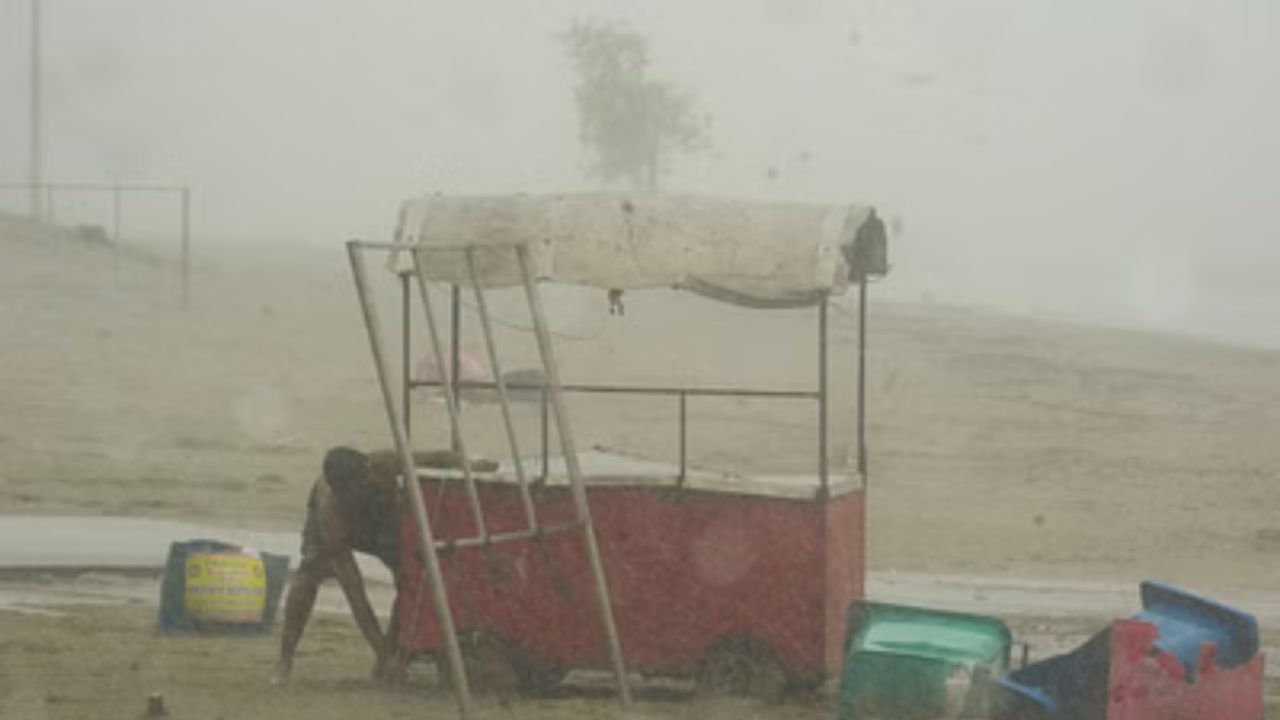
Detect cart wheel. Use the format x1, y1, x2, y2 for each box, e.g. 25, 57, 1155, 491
695, 635, 788, 702
509, 648, 568, 696
435, 630, 520, 700
787, 672, 826, 698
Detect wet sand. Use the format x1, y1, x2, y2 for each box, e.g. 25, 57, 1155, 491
0, 600, 1275, 719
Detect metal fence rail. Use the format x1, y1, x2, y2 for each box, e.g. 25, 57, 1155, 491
0, 182, 192, 307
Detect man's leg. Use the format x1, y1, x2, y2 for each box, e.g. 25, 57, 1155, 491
376, 557, 408, 684
272, 554, 329, 684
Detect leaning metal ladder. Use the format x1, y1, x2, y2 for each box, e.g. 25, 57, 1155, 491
347, 240, 632, 717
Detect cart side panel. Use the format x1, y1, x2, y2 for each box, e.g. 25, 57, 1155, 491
591, 485, 830, 676
399, 479, 844, 679
824, 489, 867, 675
396, 480, 587, 656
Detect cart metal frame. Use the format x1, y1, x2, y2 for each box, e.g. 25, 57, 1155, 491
348, 235, 875, 717
407, 274, 873, 498
348, 241, 632, 717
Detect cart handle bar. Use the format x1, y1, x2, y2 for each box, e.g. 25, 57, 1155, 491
432, 520, 586, 551
410, 379, 819, 401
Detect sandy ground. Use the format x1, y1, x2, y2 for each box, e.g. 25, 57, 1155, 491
3, 217, 1278, 590
0, 599, 859, 720
0, 602, 1275, 719
2, 216, 1279, 715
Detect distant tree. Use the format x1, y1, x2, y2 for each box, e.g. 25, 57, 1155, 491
563, 20, 709, 191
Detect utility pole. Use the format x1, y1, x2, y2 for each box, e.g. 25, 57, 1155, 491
29, 0, 44, 220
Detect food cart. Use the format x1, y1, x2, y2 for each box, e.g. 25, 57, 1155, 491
346, 193, 887, 714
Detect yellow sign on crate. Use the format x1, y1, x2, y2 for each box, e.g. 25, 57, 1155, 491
184, 552, 267, 623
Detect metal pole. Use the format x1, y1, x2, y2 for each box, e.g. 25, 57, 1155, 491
346, 242, 473, 717
112, 185, 121, 242
466, 250, 539, 532
401, 272, 412, 438
180, 187, 191, 309
856, 280, 870, 610
515, 245, 632, 705
677, 392, 687, 487
450, 285, 461, 453
411, 251, 488, 542
857, 281, 868, 480
29, 0, 43, 221
540, 388, 550, 482
819, 297, 829, 495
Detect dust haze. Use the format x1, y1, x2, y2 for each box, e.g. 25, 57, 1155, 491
2, 0, 1278, 345
2, 1, 1279, 717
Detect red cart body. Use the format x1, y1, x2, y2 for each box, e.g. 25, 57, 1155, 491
397, 453, 865, 684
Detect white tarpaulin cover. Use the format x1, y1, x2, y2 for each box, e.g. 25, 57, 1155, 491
391, 193, 880, 307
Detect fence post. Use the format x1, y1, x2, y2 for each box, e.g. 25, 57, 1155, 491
29, 0, 44, 221
180, 186, 191, 308
112, 185, 121, 242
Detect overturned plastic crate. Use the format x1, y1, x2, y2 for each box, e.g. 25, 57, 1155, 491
992, 581, 1265, 720
157, 539, 289, 634
837, 600, 1013, 718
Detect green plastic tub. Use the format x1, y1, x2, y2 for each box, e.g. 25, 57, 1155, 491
837, 600, 1012, 719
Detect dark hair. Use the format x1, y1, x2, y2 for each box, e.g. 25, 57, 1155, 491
323, 446, 369, 498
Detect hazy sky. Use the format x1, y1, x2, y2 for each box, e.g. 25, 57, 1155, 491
1, 0, 1277, 345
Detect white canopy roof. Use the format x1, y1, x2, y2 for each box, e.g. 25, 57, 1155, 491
391, 193, 881, 307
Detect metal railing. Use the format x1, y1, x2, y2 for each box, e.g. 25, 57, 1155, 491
401, 268, 838, 495
410, 378, 824, 489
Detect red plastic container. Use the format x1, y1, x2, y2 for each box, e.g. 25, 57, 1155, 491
396, 454, 865, 688
1107, 618, 1265, 720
